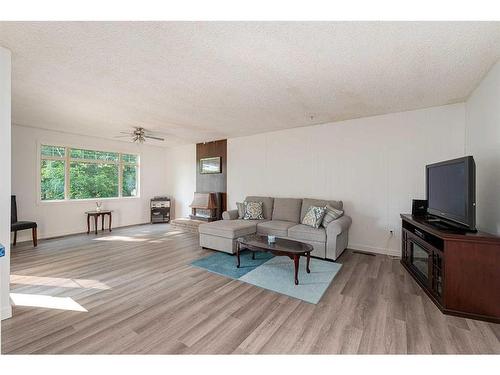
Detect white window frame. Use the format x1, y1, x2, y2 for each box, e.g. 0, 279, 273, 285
38, 143, 140, 203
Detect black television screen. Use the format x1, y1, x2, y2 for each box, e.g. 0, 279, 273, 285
426, 156, 476, 230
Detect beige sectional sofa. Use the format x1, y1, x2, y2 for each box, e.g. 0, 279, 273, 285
198, 196, 352, 261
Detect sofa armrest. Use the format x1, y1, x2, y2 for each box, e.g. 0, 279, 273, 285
326, 215, 352, 237
325, 215, 352, 260
222, 209, 239, 220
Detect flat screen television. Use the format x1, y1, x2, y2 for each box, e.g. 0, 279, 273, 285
426, 156, 476, 231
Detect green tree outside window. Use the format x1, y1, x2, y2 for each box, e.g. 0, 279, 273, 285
40, 145, 139, 201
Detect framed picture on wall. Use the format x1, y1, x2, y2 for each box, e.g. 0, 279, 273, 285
200, 157, 222, 174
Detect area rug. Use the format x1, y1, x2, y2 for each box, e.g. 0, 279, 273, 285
190, 250, 342, 304
191, 250, 273, 279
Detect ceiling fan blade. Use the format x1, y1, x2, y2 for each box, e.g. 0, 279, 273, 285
144, 135, 165, 141
141, 128, 170, 135
113, 135, 131, 138
119, 131, 131, 135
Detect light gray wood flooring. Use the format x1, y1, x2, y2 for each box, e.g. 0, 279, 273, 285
2, 224, 499, 354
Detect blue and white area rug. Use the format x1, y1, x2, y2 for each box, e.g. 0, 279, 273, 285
191, 250, 342, 304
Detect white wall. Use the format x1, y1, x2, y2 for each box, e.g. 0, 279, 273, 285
161, 61, 500, 255
166, 144, 196, 219
0, 47, 12, 321
465, 60, 500, 235
11, 125, 168, 241
228, 104, 466, 255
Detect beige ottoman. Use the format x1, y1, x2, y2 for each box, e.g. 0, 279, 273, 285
198, 219, 260, 254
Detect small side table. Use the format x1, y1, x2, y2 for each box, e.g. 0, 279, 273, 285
85, 210, 113, 235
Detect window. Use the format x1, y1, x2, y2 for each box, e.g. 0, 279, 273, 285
40, 145, 139, 201
40, 146, 66, 201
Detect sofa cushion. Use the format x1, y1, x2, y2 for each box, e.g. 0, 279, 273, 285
257, 220, 296, 237
300, 198, 343, 221
288, 224, 327, 243
272, 198, 302, 223
245, 196, 274, 219
321, 204, 344, 228
198, 219, 258, 239
236, 202, 245, 219
243, 201, 264, 220
301, 206, 327, 228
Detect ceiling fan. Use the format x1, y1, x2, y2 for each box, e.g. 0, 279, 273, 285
114, 127, 165, 143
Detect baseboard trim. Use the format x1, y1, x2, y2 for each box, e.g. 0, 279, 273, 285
348, 243, 400, 257
1, 304, 12, 320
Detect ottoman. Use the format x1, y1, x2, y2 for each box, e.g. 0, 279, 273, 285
198, 219, 261, 254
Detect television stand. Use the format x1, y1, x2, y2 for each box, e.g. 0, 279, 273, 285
401, 214, 500, 323
423, 218, 467, 233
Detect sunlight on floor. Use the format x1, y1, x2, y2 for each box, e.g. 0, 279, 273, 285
10, 293, 88, 312
147, 231, 184, 242
93, 235, 148, 242
10, 274, 111, 290
164, 231, 184, 236
91, 231, 184, 243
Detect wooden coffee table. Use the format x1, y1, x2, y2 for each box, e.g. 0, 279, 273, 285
236, 234, 313, 285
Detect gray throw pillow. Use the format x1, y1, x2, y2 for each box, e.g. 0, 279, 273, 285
301, 206, 326, 228
322, 204, 344, 228
236, 202, 245, 219
243, 201, 264, 220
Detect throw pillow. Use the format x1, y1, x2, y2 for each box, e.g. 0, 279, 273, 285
236, 202, 245, 219
301, 205, 326, 228
243, 201, 264, 220
322, 204, 344, 228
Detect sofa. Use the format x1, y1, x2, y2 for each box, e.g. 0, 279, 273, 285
198, 196, 352, 261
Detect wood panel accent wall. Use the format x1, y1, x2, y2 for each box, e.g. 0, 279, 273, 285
196, 139, 227, 213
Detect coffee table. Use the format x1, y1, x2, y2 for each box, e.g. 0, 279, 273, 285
236, 234, 314, 285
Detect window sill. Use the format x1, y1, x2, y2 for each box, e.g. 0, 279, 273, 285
38, 196, 141, 205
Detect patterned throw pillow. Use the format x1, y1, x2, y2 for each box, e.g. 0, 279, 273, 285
236, 202, 245, 219
301, 206, 326, 228
321, 204, 344, 228
243, 201, 264, 220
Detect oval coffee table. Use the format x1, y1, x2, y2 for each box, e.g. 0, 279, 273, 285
236, 234, 313, 285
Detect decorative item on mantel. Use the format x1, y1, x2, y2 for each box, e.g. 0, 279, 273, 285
0, 243, 5, 257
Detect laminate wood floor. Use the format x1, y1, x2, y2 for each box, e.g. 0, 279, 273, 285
2, 224, 499, 354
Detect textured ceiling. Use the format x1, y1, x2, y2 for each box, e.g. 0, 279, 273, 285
1, 21, 500, 147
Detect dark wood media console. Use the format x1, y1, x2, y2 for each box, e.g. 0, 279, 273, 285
401, 214, 500, 323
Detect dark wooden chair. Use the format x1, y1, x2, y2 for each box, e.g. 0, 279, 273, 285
11, 195, 38, 247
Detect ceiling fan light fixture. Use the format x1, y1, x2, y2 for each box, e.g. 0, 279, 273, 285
118, 126, 165, 143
